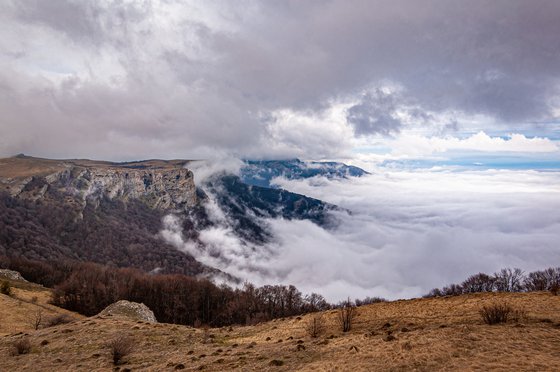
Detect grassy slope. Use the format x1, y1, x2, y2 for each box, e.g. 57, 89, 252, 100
0, 279, 83, 336
1, 285, 560, 371
0, 155, 191, 179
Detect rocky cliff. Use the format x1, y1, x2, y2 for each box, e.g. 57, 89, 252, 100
0, 156, 197, 211
0, 155, 338, 279
0, 155, 209, 276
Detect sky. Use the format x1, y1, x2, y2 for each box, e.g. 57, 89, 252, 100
1, 1, 560, 300
0, 0, 560, 164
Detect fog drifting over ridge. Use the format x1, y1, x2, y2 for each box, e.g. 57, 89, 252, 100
161, 163, 560, 302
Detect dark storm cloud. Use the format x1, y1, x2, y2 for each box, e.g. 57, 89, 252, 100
215, 0, 560, 120
14, 0, 152, 45
0, 0, 559, 159
346, 89, 404, 135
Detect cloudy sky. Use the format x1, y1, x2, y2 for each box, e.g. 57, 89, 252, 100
1, 0, 560, 164
2, 1, 560, 300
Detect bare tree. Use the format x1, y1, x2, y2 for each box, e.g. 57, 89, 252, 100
28, 309, 43, 330
441, 284, 463, 296
304, 293, 331, 312
337, 298, 356, 332
524, 268, 560, 292
462, 273, 495, 293
493, 268, 524, 292
306, 314, 326, 338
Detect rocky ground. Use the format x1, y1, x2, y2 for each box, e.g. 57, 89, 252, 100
1, 277, 560, 371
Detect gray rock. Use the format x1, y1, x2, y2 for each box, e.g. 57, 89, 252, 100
7, 165, 197, 211
99, 300, 157, 323
0, 269, 27, 282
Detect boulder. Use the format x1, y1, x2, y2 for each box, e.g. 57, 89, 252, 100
99, 300, 157, 323
0, 269, 27, 282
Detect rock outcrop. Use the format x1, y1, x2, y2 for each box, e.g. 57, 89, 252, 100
99, 300, 157, 323
0, 269, 27, 282
55, 166, 197, 210
0, 156, 197, 211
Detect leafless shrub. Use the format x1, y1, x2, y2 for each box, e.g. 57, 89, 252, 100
424, 288, 442, 298
337, 298, 356, 332
11, 337, 32, 355
107, 334, 134, 365
550, 283, 559, 296
305, 314, 326, 338
0, 280, 12, 296
479, 303, 512, 325
45, 314, 75, 327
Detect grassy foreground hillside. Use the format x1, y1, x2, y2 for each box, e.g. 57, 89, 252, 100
0, 278, 83, 337
1, 278, 560, 371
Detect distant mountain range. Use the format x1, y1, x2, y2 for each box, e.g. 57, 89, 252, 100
240, 159, 368, 188
0, 155, 366, 278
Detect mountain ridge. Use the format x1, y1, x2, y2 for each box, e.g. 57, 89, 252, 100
0, 155, 359, 279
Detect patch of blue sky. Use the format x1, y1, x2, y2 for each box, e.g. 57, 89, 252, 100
483, 123, 560, 141
382, 152, 560, 171
352, 145, 392, 154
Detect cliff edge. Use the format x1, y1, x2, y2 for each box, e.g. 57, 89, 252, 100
0, 155, 197, 211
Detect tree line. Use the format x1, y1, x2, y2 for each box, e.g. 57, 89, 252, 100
425, 267, 560, 297
0, 255, 330, 327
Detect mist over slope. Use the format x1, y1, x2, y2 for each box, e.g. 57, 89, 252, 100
164, 161, 560, 302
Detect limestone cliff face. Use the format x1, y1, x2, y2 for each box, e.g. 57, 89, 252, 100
0, 157, 197, 211
57, 167, 198, 210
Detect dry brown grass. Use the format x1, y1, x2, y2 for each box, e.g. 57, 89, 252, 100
0, 279, 83, 336
305, 314, 326, 338
0, 155, 189, 180
1, 290, 560, 371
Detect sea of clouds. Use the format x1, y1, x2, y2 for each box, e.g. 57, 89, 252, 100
161, 162, 560, 302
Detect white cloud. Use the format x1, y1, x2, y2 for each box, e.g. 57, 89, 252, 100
389, 131, 558, 157
187, 158, 244, 184
162, 166, 560, 302
257, 103, 355, 159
